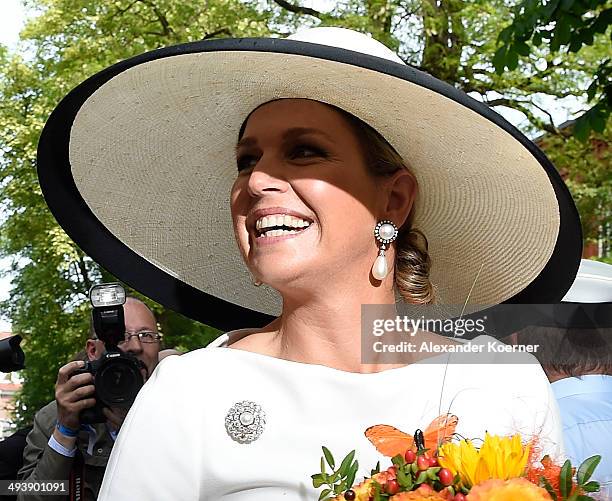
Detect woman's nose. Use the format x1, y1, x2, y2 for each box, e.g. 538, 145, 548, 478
246, 158, 289, 197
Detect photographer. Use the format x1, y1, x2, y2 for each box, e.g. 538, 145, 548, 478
17, 297, 161, 501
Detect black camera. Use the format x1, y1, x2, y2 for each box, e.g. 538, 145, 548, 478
0, 334, 25, 373
74, 283, 145, 424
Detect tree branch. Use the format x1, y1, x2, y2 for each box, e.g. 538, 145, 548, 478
110, 0, 140, 20
76, 254, 92, 293
202, 28, 232, 40
529, 100, 559, 131
272, 0, 324, 18
138, 0, 174, 37
486, 97, 561, 135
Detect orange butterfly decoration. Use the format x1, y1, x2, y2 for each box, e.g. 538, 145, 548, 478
365, 414, 458, 457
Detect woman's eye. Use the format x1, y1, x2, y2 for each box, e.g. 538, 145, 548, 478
290, 145, 326, 159
237, 155, 257, 172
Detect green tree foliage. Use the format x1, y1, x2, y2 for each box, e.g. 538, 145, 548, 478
494, 0, 611, 140
1, 0, 609, 425
537, 119, 611, 254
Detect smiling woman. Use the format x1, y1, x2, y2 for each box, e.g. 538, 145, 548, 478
35, 27, 582, 501
232, 99, 432, 307
230, 99, 417, 313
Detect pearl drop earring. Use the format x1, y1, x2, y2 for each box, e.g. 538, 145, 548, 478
372, 220, 398, 280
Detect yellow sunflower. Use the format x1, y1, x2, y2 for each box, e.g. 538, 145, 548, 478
437, 433, 531, 488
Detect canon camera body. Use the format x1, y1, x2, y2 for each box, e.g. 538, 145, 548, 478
75, 283, 145, 424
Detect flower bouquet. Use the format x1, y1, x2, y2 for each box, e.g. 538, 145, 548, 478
311, 415, 603, 501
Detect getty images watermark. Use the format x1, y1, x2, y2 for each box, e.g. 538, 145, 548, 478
361, 304, 544, 364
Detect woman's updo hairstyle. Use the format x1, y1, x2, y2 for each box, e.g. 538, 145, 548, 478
332, 105, 436, 304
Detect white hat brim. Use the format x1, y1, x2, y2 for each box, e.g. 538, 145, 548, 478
37, 38, 582, 330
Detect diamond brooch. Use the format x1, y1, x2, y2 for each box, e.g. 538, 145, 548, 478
225, 401, 266, 444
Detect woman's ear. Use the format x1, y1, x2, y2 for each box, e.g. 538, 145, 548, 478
382, 169, 417, 227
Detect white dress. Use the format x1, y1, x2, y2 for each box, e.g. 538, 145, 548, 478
98, 332, 564, 500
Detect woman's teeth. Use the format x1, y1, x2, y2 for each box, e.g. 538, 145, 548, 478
255, 214, 311, 237
261, 228, 301, 237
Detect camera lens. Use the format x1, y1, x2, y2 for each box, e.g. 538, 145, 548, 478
96, 357, 143, 407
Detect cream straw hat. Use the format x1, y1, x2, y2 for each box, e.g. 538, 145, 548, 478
37, 27, 582, 330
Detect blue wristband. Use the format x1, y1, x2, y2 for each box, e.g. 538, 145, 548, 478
55, 421, 79, 437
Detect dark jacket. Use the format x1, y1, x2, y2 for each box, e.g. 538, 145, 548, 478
17, 401, 114, 501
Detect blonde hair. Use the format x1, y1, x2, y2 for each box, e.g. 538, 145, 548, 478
336, 106, 435, 304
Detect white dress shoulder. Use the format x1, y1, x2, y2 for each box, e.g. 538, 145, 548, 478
98, 333, 564, 500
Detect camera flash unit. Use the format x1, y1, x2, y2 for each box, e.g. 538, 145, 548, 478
90, 283, 126, 308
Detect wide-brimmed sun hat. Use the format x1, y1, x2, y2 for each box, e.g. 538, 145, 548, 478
37, 27, 581, 330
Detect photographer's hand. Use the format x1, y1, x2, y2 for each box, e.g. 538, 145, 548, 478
104, 406, 129, 434
53, 360, 96, 447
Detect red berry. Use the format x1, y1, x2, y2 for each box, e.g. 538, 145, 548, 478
417, 455, 430, 471
417, 483, 433, 493
344, 489, 356, 501
385, 479, 400, 495
438, 468, 453, 486
386, 466, 398, 476
428, 457, 439, 467
454, 494, 466, 501
404, 450, 416, 464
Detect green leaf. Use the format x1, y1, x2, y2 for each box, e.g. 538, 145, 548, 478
586, 79, 599, 101
371, 480, 382, 501
533, 31, 543, 46
321, 457, 326, 474
577, 455, 602, 484
592, 9, 612, 34
498, 26, 514, 43
312, 474, 326, 488
318, 488, 331, 501
507, 49, 519, 70
346, 461, 358, 489
560, 459, 573, 498
568, 39, 583, 52
427, 467, 441, 480
416, 471, 428, 484
493, 46, 508, 73
338, 450, 356, 477
322, 447, 335, 469
541, 476, 559, 501
544, 0, 561, 17
397, 467, 411, 489
581, 480, 600, 493
555, 17, 572, 46
573, 114, 591, 142
591, 110, 606, 133
514, 40, 531, 56
371, 461, 381, 476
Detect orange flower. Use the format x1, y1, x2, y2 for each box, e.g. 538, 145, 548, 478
334, 478, 373, 501
525, 456, 580, 500
389, 490, 448, 500
467, 478, 552, 501
388, 484, 450, 500
332, 478, 374, 501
